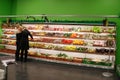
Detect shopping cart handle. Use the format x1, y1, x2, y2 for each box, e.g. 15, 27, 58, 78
1, 59, 16, 67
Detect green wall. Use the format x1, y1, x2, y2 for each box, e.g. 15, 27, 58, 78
0, 0, 11, 15
13, 0, 120, 15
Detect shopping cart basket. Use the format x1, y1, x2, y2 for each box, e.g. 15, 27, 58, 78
0, 56, 16, 80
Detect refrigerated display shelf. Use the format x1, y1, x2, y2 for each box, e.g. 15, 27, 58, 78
0, 52, 114, 69
0, 23, 116, 69
0, 38, 115, 49
0, 44, 115, 56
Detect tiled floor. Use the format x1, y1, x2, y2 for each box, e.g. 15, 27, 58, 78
0, 60, 117, 80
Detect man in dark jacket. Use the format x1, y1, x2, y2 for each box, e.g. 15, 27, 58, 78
20, 27, 33, 62
15, 26, 22, 61
15, 31, 22, 61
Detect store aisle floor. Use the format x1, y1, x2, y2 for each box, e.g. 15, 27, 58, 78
7, 60, 119, 80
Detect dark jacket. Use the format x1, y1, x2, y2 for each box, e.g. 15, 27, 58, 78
20, 29, 33, 50
16, 32, 22, 49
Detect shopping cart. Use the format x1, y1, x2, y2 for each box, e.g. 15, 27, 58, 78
0, 56, 16, 80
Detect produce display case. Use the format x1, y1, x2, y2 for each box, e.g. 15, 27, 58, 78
0, 22, 116, 69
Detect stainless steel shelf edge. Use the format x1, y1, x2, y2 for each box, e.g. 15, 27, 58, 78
0, 15, 119, 18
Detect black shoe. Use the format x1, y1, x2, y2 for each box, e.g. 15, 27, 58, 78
24, 60, 27, 62
15, 59, 19, 61
20, 59, 23, 62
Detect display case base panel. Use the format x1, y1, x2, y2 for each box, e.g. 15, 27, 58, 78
0, 52, 114, 69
